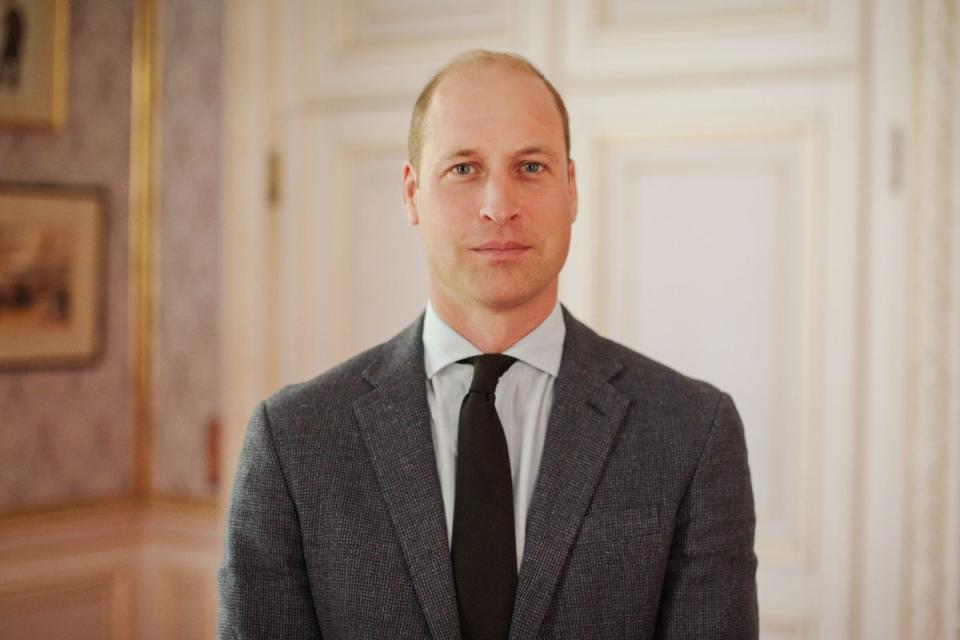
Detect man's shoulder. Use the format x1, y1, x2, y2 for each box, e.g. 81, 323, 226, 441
613, 336, 721, 397
567, 312, 724, 397
565, 313, 730, 423
568, 323, 740, 469
264, 345, 377, 413
263, 315, 423, 421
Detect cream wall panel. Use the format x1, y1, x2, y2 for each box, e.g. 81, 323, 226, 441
341, 0, 512, 46
900, 0, 960, 637
156, 568, 217, 640
0, 569, 132, 640
760, 613, 814, 640
560, 0, 858, 82
0, 504, 220, 640
279, 108, 428, 383
276, 0, 552, 105
858, 1, 910, 637
138, 507, 222, 640
344, 147, 430, 353
950, 4, 960, 636
565, 76, 857, 638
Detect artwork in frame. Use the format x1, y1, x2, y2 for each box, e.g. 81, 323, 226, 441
0, 0, 69, 129
0, 183, 105, 369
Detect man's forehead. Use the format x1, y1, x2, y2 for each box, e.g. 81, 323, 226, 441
424, 120, 566, 160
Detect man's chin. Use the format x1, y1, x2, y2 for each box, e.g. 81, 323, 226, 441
466, 282, 554, 314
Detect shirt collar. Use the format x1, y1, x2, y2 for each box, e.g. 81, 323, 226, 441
422, 301, 565, 380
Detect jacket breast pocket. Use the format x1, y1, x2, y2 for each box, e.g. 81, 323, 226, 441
576, 503, 661, 546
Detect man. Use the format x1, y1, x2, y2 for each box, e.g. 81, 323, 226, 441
219, 50, 758, 639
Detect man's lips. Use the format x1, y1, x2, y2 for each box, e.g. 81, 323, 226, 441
471, 241, 530, 251
470, 241, 531, 259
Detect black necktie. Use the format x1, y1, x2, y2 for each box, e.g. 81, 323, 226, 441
452, 354, 518, 640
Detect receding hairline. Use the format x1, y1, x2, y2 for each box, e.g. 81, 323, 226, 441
407, 50, 571, 175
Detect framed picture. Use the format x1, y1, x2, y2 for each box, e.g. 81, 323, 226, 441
0, 183, 105, 369
0, 0, 69, 129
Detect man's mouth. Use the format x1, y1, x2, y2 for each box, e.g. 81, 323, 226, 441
470, 241, 531, 258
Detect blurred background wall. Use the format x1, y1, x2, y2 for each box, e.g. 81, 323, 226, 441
0, 0, 136, 511
1, 1, 959, 639
1, 1, 222, 638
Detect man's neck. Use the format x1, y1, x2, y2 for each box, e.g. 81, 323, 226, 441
429, 290, 558, 354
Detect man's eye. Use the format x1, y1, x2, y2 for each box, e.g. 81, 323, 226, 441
452, 163, 473, 175
522, 161, 542, 174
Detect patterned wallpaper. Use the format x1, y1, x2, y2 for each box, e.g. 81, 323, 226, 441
0, 0, 226, 509
0, 1, 135, 509
152, 0, 223, 497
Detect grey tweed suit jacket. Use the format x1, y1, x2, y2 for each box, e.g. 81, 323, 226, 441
218, 308, 758, 639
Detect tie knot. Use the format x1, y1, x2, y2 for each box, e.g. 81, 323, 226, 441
460, 354, 517, 394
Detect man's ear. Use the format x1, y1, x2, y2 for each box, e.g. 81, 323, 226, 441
567, 159, 578, 223
402, 162, 419, 226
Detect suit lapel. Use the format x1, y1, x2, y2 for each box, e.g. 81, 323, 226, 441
509, 311, 630, 640
353, 317, 461, 640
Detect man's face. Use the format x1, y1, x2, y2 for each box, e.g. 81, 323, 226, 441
402, 63, 577, 317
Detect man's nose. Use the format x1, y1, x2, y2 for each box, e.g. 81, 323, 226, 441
478, 174, 519, 225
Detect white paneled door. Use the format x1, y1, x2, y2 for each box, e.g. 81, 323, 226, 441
222, 1, 960, 638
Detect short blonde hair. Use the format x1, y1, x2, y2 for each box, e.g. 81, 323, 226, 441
407, 50, 570, 174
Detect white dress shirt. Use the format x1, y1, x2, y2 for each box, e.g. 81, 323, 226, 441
422, 301, 565, 566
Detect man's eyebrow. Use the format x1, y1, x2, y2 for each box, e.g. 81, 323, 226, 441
442, 149, 481, 161
439, 146, 563, 163
513, 146, 561, 159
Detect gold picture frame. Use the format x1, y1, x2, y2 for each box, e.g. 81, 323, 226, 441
0, 0, 69, 129
0, 183, 105, 368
